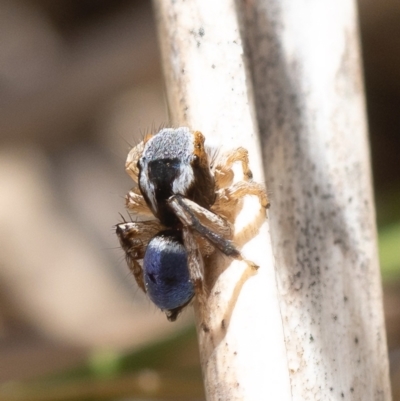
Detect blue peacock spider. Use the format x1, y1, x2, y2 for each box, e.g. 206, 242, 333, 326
116, 127, 268, 321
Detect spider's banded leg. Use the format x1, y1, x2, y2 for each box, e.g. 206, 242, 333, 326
214, 147, 253, 188
125, 187, 154, 215
115, 220, 163, 292
168, 195, 241, 260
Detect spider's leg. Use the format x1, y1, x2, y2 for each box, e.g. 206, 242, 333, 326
124, 139, 154, 216
212, 181, 269, 221
181, 226, 208, 321
168, 195, 257, 270
125, 141, 144, 183
214, 147, 253, 188
151, 227, 208, 326
125, 187, 154, 216
115, 220, 163, 292
182, 226, 205, 292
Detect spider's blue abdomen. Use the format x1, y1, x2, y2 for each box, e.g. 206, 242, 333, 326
143, 230, 194, 311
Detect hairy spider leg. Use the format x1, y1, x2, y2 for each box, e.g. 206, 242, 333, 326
168, 195, 259, 269
214, 147, 253, 188
168, 195, 240, 258
115, 220, 163, 292
125, 187, 154, 216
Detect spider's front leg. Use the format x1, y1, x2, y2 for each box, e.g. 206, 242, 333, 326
168, 195, 257, 269
115, 220, 163, 292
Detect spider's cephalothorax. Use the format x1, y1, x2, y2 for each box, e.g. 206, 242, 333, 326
138, 127, 215, 227
116, 127, 269, 321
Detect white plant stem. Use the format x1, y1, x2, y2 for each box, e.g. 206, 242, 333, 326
153, 1, 291, 400
243, 0, 392, 399
153, 0, 391, 399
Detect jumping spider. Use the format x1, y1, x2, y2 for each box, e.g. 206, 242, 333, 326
116, 127, 268, 321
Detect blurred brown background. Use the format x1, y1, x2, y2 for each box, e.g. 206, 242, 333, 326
0, 0, 399, 400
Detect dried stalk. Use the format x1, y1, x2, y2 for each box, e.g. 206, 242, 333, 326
153, 0, 291, 400
243, 0, 392, 399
